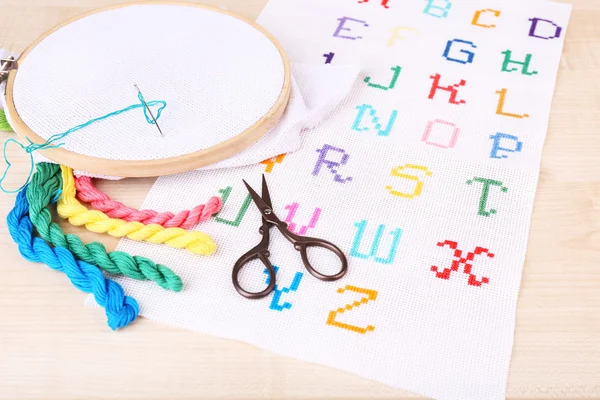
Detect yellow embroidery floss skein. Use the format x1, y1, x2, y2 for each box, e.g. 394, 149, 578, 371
57, 166, 217, 256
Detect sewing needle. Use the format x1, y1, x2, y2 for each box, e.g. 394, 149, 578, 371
134, 83, 164, 137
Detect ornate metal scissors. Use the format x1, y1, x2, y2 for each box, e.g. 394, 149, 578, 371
232, 175, 348, 299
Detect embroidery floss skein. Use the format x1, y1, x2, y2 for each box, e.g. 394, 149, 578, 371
0, 109, 12, 132
58, 166, 217, 255
27, 163, 183, 292
75, 175, 222, 229
7, 187, 139, 330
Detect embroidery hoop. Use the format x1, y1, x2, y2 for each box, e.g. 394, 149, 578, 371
4, 2, 291, 178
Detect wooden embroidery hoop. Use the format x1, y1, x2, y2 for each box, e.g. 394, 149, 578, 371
4, 2, 291, 178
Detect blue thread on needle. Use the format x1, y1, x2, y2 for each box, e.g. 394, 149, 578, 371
0, 87, 167, 194
134, 83, 164, 137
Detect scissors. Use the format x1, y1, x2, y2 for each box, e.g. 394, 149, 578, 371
232, 175, 348, 299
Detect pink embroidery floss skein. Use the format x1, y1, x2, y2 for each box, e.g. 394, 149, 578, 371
75, 176, 222, 230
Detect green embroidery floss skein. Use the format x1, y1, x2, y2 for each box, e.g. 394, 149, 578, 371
0, 109, 13, 132
27, 162, 183, 292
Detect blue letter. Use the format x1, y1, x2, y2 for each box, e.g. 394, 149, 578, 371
264, 266, 304, 311
352, 104, 399, 137
424, 0, 452, 18
490, 132, 523, 159
443, 39, 477, 64
350, 220, 403, 264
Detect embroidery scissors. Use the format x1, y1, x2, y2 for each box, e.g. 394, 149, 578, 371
232, 175, 348, 299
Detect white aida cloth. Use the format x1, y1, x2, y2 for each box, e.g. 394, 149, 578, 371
30, 62, 360, 177
13, 4, 286, 161
86, 1, 572, 399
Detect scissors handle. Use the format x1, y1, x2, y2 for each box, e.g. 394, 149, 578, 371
232, 250, 277, 299
281, 227, 348, 281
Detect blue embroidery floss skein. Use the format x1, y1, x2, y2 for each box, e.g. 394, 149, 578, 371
6, 186, 140, 330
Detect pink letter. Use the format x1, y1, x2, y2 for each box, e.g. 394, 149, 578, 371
422, 119, 460, 148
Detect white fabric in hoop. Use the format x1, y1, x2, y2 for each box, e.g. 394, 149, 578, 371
11, 3, 286, 161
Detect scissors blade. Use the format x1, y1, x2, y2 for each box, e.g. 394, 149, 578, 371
243, 177, 283, 226
242, 179, 271, 214
261, 174, 273, 209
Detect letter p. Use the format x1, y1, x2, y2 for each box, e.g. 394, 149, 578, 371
490, 133, 523, 159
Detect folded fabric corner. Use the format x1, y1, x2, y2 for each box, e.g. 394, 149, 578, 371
199, 62, 361, 171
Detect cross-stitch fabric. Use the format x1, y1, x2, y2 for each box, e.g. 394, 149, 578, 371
12, 4, 285, 160
31, 63, 360, 179
86, 1, 571, 399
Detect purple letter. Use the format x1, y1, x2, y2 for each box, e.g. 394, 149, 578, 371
528, 18, 562, 40
313, 144, 353, 183
333, 17, 369, 40
323, 52, 335, 64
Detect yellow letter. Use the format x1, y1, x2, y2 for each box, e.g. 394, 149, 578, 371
495, 88, 530, 119
260, 154, 286, 173
327, 285, 378, 335
388, 26, 418, 47
386, 164, 433, 198
472, 9, 501, 28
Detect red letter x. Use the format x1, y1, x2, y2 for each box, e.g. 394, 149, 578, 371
431, 240, 494, 287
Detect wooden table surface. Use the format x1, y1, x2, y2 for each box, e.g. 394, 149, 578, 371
0, 0, 598, 399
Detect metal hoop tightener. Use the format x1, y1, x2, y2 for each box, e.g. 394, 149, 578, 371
0, 57, 17, 84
